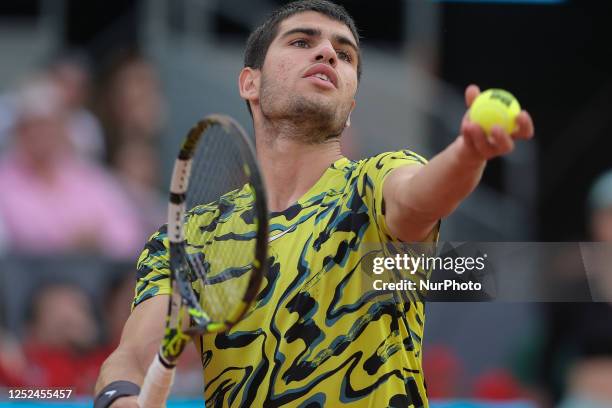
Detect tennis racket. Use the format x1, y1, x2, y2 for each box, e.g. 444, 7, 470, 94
138, 114, 268, 408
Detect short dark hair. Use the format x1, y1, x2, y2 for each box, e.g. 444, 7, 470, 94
243, 0, 361, 114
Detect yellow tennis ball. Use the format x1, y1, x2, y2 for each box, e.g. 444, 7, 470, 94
468, 88, 521, 135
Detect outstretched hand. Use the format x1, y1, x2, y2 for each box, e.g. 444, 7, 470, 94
460, 84, 535, 162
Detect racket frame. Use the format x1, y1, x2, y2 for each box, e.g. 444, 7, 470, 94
138, 114, 268, 408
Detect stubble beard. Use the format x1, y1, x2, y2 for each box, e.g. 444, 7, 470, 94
259, 74, 350, 144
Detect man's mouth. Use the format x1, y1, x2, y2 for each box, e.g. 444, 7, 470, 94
312, 73, 331, 82
303, 64, 338, 88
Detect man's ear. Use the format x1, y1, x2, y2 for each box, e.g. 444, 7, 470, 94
345, 100, 356, 128
239, 67, 260, 104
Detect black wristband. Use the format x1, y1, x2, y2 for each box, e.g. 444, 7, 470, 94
94, 380, 140, 408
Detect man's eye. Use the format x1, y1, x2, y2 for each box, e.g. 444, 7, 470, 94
291, 39, 309, 48
337, 50, 352, 62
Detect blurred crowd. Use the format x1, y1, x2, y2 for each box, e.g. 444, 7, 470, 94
423, 170, 612, 408
0, 51, 166, 255
0, 50, 173, 395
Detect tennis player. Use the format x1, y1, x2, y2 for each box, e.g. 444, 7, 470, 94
94, 1, 534, 407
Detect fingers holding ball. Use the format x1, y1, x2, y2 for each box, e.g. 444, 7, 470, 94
468, 89, 521, 136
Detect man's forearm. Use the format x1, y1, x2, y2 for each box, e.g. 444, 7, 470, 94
95, 295, 169, 400
94, 296, 169, 407
390, 85, 534, 239
94, 347, 148, 394
403, 136, 486, 223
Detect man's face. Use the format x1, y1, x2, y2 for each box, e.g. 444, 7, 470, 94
255, 11, 359, 142
17, 113, 70, 165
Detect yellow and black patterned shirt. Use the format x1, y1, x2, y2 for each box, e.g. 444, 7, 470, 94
134, 150, 438, 408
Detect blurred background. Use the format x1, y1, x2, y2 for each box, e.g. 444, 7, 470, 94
0, 0, 611, 406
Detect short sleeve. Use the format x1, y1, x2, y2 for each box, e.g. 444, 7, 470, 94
358, 150, 433, 241
132, 224, 172, 309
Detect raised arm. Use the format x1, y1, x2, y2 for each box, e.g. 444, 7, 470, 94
383, 84, 535, 242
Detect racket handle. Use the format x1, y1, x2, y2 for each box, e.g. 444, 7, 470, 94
138, 353, 175, 408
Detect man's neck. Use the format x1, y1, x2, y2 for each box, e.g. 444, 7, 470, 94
255, 122, 343, 213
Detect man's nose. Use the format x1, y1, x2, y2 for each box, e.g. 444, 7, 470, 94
314, 41, 337, 67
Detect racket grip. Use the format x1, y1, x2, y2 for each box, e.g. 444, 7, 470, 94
138, 353, 176, 408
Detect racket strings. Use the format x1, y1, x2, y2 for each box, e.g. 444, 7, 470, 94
184, 123, 259, 325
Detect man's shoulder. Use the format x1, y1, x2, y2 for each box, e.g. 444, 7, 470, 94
357, 150, 428, 168
338, 150, 428, 187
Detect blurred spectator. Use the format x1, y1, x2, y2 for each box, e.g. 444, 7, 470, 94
527, 170, 612, 407
0, 329, 27, 386
588, 169, 612, 242
0, 80, 144, 259
472, 369, 523, 401
1, 52, 105, 160
112, 138, 165, 236
97, 52, 166, 161
47, 51, 106, 160
423, 344, 463, 399
0, 283, 107, 395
